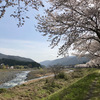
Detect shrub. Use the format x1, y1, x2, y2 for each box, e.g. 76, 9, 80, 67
64, 75, 68, 80
56, 72, 66, 79
45, 79, 49, 83
0, 88, 7, 93
21, 84, 26, 86
43, 79, 61, 93
72, 72, 83, 78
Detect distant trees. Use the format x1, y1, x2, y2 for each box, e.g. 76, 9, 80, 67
36, 0, 100, 66
50, 65, 64, 78
0, 63, 6, 69
0, 58, 41, 68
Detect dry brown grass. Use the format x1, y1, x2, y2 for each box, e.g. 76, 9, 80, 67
0, 68, 91, 100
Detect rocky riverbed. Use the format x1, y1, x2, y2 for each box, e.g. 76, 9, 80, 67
0, 70, 23, 85
0, 70, 30, 88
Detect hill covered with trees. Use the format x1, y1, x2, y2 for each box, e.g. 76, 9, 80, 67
0, 53, 41, 68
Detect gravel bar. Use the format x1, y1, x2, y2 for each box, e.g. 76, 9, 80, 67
0, 70, 22, 85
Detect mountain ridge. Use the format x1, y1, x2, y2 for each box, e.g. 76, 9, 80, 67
0, 53, 41, 68
0, 53, 34, 62
40, 56, 90, 67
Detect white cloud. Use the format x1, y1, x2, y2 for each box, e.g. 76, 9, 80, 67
0, 39, 59, 62
0, 48, 27, 57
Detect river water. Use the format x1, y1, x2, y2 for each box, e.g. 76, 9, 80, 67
0, 70, 73, 89
0, 71, 30, 88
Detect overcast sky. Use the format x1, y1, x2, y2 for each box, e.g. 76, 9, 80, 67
0, 1, 62, 62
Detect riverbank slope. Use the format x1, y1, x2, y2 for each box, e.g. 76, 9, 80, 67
0, 68, 96, 100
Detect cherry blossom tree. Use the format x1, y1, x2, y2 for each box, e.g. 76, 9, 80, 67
36, 0, 100, 58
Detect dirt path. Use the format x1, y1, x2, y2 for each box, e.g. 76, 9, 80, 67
24, 74, 54, 85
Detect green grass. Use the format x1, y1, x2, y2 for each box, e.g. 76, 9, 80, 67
0, 68, 98, 100
45, 71, 100, 100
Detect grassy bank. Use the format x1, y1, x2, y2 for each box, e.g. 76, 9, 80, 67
45, 69, 100, 100
0, 68, 95, 100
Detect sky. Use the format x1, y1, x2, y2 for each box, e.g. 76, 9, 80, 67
0, 1, 61, 63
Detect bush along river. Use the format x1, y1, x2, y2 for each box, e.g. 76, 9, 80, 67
0, 71, 30, 88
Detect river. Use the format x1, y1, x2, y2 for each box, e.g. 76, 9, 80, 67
0, 71, 30, 88
0, 70, 73, 89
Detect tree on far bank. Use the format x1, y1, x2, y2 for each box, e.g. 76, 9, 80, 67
50, 65, 64, 78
